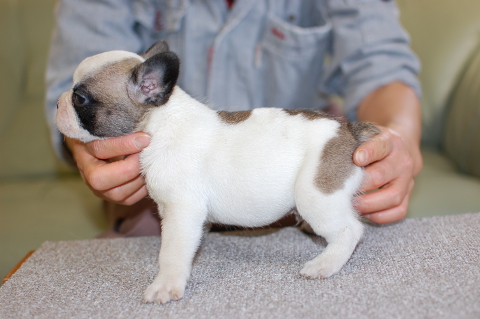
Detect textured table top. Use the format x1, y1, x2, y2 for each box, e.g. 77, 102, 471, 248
1, 213, 479, 319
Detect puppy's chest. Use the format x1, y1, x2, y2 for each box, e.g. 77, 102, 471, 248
139, 119, 216, 184
139, 133, 207, 179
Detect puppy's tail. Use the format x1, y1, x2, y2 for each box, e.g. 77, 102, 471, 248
348, 122, 381, 145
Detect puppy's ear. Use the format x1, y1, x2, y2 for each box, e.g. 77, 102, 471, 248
142, 40, 170, 59
127, 51, 180, 106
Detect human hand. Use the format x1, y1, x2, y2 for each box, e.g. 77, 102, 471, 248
353, 126, 423, 224
65, 133, 151, 205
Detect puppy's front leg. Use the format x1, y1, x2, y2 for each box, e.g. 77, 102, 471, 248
144, 205, 205, 304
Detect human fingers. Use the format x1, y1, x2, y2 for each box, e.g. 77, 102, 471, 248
80, 153, 144, 194
352, 126, 416, 223
353, 127, 393, 168
120, 185, 150, 206
68, 135, 150, 205
85, 133, 151, 160
355, 171, 412, 215
359, 180, 414, 224
354, 127, 414, 194
85, 175, 149, 206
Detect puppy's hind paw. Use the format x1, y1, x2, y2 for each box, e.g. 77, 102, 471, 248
143, 280, 185, 304
299, 258, 341, 279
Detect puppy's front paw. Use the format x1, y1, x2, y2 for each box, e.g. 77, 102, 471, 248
300, 257, 342, 279
144, 277, 186, 304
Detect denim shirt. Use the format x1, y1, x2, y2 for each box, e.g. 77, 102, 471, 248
45, 0, 421, 161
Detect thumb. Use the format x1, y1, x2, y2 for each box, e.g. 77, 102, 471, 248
353, 127, 391, 167
86, 132, 151, 160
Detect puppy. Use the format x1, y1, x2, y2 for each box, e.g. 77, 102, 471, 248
56, 40, 379, 304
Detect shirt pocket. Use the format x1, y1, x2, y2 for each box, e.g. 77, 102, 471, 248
257, 14, 332, 110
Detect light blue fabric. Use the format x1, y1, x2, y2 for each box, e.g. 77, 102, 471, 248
45, 0, 421, 161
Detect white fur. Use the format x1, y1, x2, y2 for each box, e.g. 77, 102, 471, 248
56, 54, 365, 305
139, 88, 364, 303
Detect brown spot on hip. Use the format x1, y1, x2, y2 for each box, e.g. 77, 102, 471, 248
315, 121, 379, 194
315, 123, 358, 194
217, 110, 252, 124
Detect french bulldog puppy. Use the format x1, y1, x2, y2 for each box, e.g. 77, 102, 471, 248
56, 40, 379, 304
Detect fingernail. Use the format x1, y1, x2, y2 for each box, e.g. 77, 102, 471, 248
356, 149, 368, 165
134, 135, 151, 149
361, 213, 370, 220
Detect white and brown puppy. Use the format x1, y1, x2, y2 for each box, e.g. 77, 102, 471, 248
56, 40, 379, 304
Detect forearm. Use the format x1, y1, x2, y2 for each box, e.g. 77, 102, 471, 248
357, 81, 423, 176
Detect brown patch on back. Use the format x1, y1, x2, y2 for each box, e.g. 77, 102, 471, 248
283, 109, 332, 121
217, 110, 252, 124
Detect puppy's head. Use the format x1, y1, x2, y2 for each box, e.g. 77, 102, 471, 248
56, 40, 179, 143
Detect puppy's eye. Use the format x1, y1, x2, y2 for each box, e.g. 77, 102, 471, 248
72, 93, 87, 107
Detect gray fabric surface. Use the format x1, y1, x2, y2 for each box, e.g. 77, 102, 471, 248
1, 213, 479, 319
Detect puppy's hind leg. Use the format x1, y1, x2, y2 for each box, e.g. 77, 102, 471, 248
296, 173, 363, 279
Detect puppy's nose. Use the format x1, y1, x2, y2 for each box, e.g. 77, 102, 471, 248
56, 101, 60, 109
